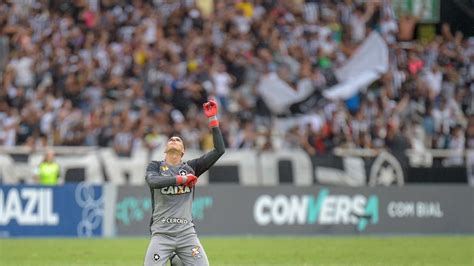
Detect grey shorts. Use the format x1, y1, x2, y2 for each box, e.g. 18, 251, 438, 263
144, 233, 209, 266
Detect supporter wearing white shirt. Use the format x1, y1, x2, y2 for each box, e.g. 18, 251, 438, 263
320, 34, 337, 56
350, 9, 366, 43
423, 65, 443, 99
211, 64, 235, 112
350, 3, 375, 43
233, 9, 250, 34
113, 123, 134, 157
443, 125, 465, 166
40, 104, 55, 136
8, 51, 35, 88
380, 14, 398, 44
1, 110, 19, 146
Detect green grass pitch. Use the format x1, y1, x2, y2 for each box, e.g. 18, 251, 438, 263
0, 236, 472, 265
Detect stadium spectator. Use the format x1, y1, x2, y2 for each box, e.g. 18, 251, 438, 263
397, 0, 426, 42
467, 116, 474, 149
35, 149, 61, 186
0, 0, 471, 161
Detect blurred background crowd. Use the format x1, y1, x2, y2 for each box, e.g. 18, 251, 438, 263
0, 0, 472, 162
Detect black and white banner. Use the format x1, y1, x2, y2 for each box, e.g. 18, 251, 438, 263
0, 148, 470, 186
323, 32, 389, 100
257, 32, 389, 115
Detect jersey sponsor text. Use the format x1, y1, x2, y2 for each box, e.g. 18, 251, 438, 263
160, 185, 191, 195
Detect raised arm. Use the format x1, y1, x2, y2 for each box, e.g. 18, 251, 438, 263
187, 100, 225, 177
146, 161, 197, 189
361, 1, 376, 23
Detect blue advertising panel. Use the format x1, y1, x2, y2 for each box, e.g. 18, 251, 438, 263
0, 183, 103, 237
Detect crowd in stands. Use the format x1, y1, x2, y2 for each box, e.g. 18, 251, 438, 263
0, 0, 472, 164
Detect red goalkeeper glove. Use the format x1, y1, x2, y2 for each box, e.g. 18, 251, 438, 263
176, 174, 198, 187
203, 99, 219, 128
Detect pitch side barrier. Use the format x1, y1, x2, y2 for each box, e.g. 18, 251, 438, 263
113, 185, 473, 236
0, 183, 104, 237
0, 147, 473, 186
0, 184, 472, 237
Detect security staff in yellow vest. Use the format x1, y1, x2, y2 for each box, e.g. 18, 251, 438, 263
37, 150, 60, 185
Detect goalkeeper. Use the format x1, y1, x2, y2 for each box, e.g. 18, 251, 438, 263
143, 100, 225, 266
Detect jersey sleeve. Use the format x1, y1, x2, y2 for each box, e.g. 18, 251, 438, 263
187, 127, 225, 177
146, 161, 178, 189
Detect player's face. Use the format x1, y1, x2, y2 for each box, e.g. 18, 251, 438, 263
166, 136, 184, 154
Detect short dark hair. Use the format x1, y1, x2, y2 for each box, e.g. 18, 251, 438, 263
169, 136, 185, 150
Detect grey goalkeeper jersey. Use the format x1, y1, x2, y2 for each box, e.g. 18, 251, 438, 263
146, 127, 225, 236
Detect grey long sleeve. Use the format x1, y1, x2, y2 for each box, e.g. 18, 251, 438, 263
145, 162, 177, 189
187, 126, 225, 177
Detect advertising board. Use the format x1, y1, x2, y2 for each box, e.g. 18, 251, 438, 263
114, 185, 473, 236
0, 183, 103, 237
